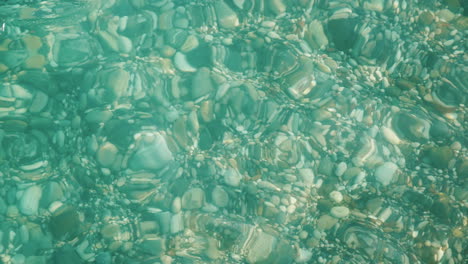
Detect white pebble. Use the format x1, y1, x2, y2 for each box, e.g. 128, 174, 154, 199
19, 186, 42, 216
287, 205, 296, 214
331, 206, 350, 218
329, 191, 343, 203
335, 162, 347, 177
172, 197, 181, 213
375, 162, 398, 186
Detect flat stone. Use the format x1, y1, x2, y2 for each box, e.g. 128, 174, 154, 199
430, 119, 450, 140
128, 133, 174, 171
223, 168, 242, 187
85, 109, 113, 124
363, 0, 384, 12
105, 69, 130, 99
101, 224, 121, 240
139, 221, 159, 236
318, 156, 334, 176
24, 54, 46, 69
55, 37, 92, 66
330, 206, 350, 218
158, 10, 174, 30
191, 67, 214, 99
200, 100, 215, 122
180, 35, 199, 53
317, 214, 338, 230
374, 162, 398, 186
211, 186, 229, 207
285, 56, 315, 99
268, 0, 287, 15
22, 35, 42, 50
214, 1, 239, 29
170, 212, 184, 234
172, 197, 181, 213
19, 185, 42, 216
233, 0, 245, 9
96, 142, 118, 167
343, 167, 363, 181
182, 188, 204, 209
118, 35, 132, 53
160, 45, 176, 58
298, 168, 314, 186
436, 9, 455, 22
246, 231, 276, 263
29, 91, 48, 113
98, 31, 119, 52
335, 162, 347, 177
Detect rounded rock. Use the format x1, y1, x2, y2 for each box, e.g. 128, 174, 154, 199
97, 142, 118, 167
329, 191, 343, 203
374, 162, 398, 186
19, 185, 42, 216
330, 206, 350, 218
211, 186, 229, 208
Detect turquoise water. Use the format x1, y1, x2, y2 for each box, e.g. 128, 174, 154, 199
0, 0, 467, 263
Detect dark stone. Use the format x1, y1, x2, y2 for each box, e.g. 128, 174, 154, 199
430, 119, 451, 140
385, 86, 402, 97
95, 252, 112, 264
6, 187, 16, 205
457, 159, 468, 179
49, 206, 81, 241
430, 195, 452, 224
138, 238, 165, 256
0, 197, 6, 215
199, 126, 214, 150
205, 120, 226, 142
424, 52, 440, 69
169, 177, 190, 196
53, 245, 83, 264
0, 50, 28, 68
105, 119, 134, 148
225, 45, 243, 72
317, 199, 333, 212
428, 146, 453, 169
327, 17, 359, 51
24, 256, 47, 264
17, 71, 51, 93
186, 44, 212, 68
402, 190, 433, 210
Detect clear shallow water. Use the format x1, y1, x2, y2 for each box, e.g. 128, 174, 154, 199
0, 0, 467, 263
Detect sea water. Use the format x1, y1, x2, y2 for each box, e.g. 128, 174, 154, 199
0, 0, 466, 263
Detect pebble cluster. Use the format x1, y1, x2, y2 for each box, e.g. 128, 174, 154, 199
0, 0, 467, 264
